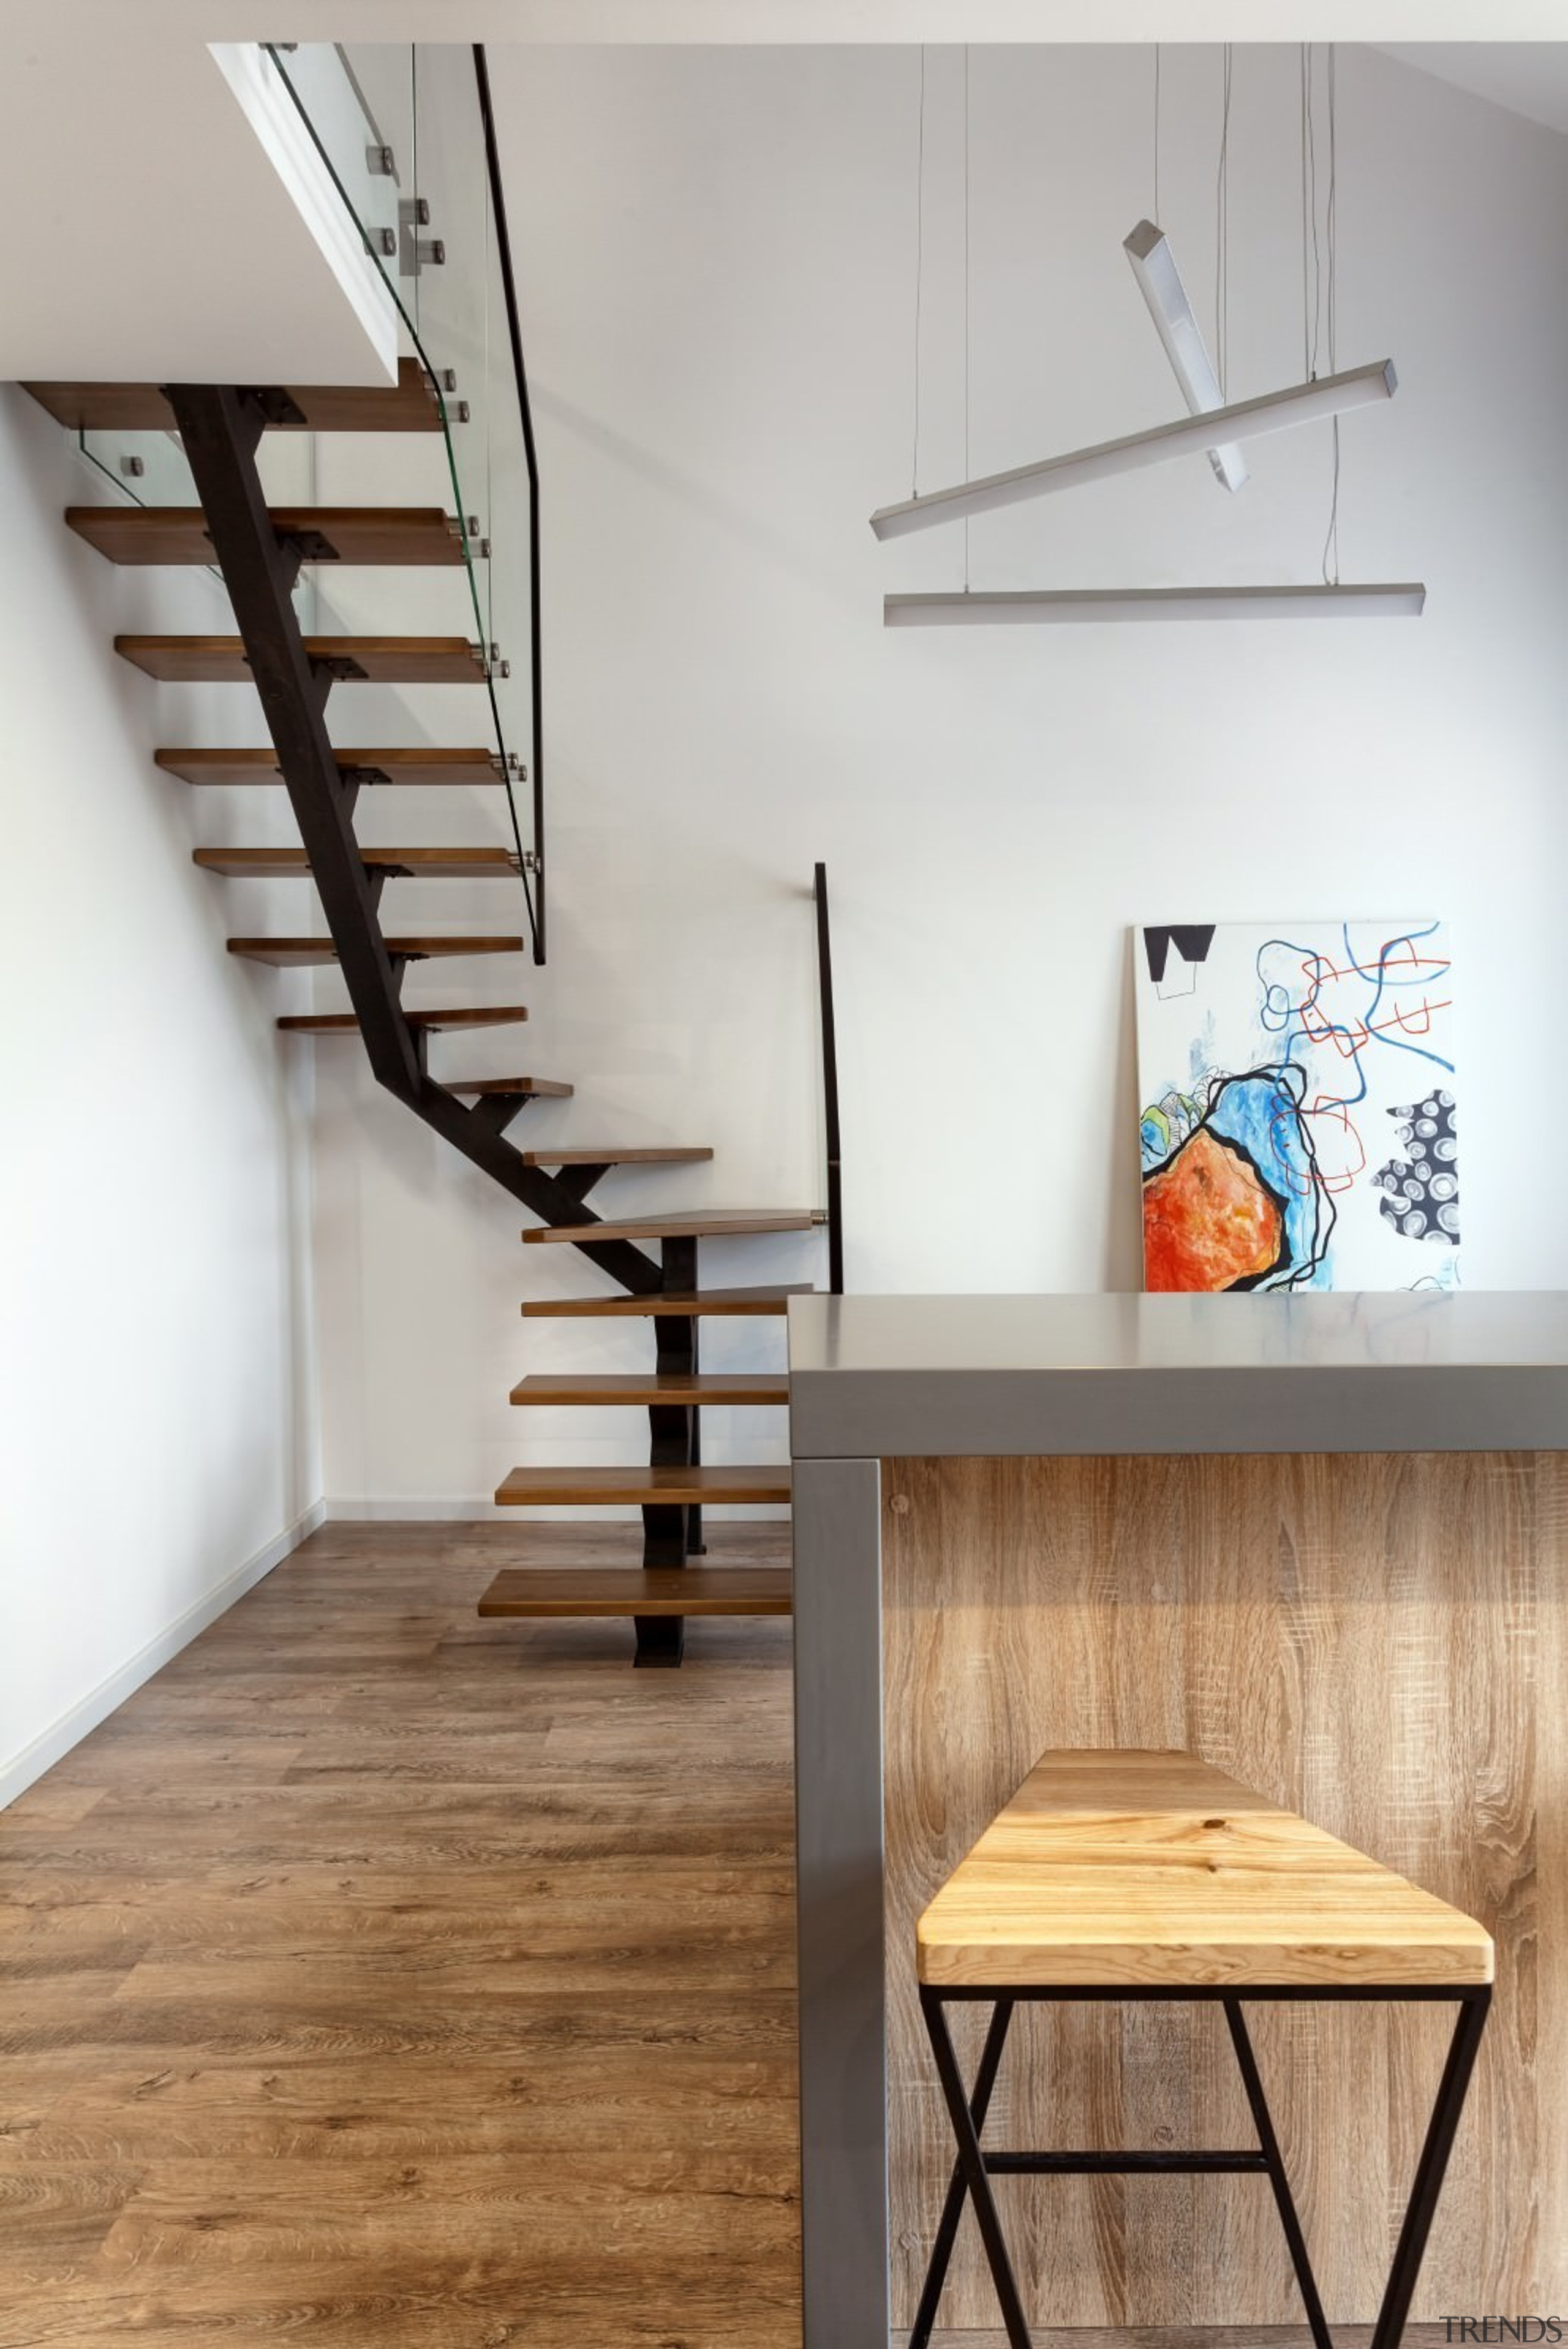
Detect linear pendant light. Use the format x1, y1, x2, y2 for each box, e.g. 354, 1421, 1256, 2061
1123, 219, 1247, 493
884, 584, 1427, 625
869, 358, 1397, 542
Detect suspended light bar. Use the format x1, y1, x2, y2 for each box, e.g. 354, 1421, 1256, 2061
884, 584, 1427, 625
869, 359, 1398, 542
1123, 219, 1248, 494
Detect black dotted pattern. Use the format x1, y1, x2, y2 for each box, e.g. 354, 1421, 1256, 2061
1375, 1089, 1459, 1243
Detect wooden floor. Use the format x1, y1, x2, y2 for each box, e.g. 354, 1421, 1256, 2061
0, 1523, 799, 2348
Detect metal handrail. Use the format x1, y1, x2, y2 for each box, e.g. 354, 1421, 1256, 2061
473, 45, 546, 966
814, 864, 844, 1295
260, 41, 541, 959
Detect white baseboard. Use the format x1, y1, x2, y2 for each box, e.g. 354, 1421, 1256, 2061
0, 1499, 327, 1811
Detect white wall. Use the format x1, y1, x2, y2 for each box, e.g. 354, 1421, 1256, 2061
0, 387, 323, 1802
309, 43, 1568, 1510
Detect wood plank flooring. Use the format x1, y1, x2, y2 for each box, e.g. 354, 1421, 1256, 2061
0, 1522, 799, 2348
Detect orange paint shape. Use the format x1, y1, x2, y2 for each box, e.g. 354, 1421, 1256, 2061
1143, 1129, 1284, 1293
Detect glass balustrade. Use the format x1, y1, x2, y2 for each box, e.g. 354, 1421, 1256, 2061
48, 40, 543, 955
266, 39, 543, 956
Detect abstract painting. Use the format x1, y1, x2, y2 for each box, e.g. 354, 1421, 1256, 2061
1134, 921, 1458, 1293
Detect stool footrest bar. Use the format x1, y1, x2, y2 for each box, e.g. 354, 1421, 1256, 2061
984, 2149, 1268, 2175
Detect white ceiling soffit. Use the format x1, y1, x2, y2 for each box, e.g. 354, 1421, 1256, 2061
1375, 43, 1568, 136
16, 0, 1568, 37
0, 36, 396, 382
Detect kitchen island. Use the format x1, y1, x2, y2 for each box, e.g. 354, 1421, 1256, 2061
788, 1291, 1568, 2347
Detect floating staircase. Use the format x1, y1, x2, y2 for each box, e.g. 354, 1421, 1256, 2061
492, 1212, 800, 1659
29, 348, 824, 1667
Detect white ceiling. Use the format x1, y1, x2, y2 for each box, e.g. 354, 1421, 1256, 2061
13, 1, 1568, 37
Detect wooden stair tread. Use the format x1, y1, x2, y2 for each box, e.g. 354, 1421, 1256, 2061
279, 1006, 527, 1033
157, 747, 508, 786
522, 1286, 813, 1319
477, 1566, 791, 1619
196, 846, 519, 879
524, 1210, 814, 1245
117, 635, 486, 685
69, 506, 465, 567
447, 1076, 573, 1099
518, 1146, 714, 1169
24, 361, 440, 434
229, 936, 522, 965
494, 1463, 791, 1506
918, 1748, 1495, 1991
510, 1373, 789, 1406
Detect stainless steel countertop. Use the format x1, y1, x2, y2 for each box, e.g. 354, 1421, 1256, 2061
786, 1292, 1568, 1457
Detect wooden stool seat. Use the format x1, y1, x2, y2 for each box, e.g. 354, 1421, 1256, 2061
918, 1748, 1494, 1991
912, 1748, 1493, 2349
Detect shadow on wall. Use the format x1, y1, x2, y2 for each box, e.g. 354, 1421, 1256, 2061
1104, 937, 1145, 1291
532, 383, 851, 603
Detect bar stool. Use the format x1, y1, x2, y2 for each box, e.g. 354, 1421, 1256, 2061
912, 1748, 1492, 2349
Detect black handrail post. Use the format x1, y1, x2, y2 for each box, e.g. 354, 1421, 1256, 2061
473, 43, 546, 966
814, 864, 844, 1297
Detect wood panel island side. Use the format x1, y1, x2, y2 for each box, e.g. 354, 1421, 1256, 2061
786, 1291, 1568, 2348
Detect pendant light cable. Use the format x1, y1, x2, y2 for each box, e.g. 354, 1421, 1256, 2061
1301, 45, 1322, 380
1298, 46, 1311, 377
1215, 43, 1232, 399
911, 45, 925, 499
1153, 43, 1162, 222
1321, 42, 1341, 585
963, 41, 971, 592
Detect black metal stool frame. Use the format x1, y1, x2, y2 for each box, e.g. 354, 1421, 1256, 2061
913, 1980, 1491, 2349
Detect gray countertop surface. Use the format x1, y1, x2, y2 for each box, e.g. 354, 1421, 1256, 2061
786, 1291, 1568, 1457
